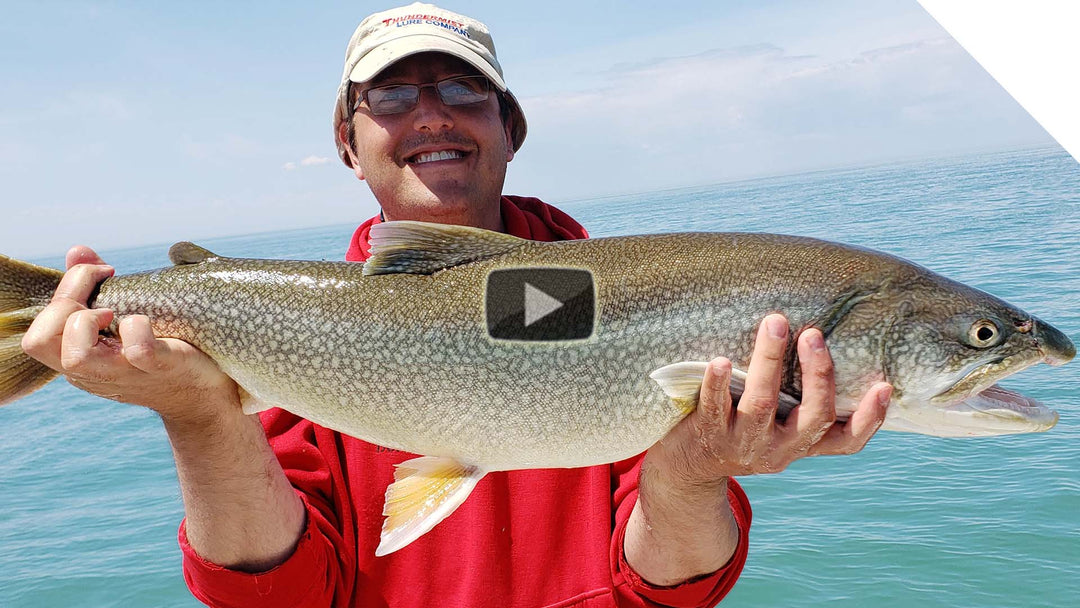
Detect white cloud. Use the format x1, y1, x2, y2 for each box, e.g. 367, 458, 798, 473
510, 35, 1049, 198
527, 39, 975, 134
283, 155, 331, 171
300, 155, 330, 166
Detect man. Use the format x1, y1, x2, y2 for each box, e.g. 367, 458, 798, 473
23, 3, 892, 607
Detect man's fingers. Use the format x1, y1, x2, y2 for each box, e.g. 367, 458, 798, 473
119, 315, 173, 373
23, 251, 113, 365
22, 296, 85, 369
736, 314, 787, 419
60, 308, 118, 379
698, 357, 734, 425
52, 263, 114, 305
809, 382, 892, 456
65, 246, 106, 269
781, 329, 837, 448
23, 254, 113, 369
730, 314, 789, 463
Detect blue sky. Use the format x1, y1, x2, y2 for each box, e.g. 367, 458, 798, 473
0, 0, 1053, 257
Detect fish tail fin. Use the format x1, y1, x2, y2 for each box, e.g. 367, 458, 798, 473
375, 456, 486, 557
0, 254, 64, 405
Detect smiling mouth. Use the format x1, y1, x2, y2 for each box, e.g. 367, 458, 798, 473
407, 150, 466, 165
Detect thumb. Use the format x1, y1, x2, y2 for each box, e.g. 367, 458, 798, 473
65, 245, 107, 269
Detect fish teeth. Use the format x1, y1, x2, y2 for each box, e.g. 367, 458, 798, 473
414, 150, 463, 164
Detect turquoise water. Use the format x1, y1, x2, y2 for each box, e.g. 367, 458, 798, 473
1, 146, 1077, 607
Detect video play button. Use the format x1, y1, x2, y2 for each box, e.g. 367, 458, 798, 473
524, 283, 563, 326
486, 268, 595, 341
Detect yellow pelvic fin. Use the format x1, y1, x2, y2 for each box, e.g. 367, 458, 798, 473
376, 456, 486, 557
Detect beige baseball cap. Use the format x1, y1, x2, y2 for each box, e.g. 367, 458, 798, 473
333, 2, 527, 168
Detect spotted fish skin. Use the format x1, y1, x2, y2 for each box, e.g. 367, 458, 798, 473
65, 224, 1068, 472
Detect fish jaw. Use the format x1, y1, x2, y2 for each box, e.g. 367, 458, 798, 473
884, 383, 1058, 437
907, 355, 1059, 437
953, 384, 1059, 433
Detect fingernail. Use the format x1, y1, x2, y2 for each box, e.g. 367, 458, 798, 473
877, 385, 893, 408
766, 315, 787, 340
711, 357, 731, 375
807, 330, 826, 352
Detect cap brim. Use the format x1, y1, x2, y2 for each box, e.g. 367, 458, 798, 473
348, 34, 507, 91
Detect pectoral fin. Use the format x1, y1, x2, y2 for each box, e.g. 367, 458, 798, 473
376, 456, 486, 557
649, 361, 801, 415
649, 361, 710, 414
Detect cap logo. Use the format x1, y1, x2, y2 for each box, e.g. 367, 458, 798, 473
380, 14, 471, 39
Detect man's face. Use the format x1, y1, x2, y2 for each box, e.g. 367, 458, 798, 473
343, 52, 514, 228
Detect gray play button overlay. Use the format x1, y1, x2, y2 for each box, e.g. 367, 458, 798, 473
524, 283, 563, 326
485, 268, 594, 341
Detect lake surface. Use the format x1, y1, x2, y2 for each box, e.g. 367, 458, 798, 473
1, 146, 1077, 607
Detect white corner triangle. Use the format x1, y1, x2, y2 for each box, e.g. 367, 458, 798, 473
917, 1, 1080, 163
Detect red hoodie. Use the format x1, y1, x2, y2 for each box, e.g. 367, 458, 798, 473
180, 196, 751, 608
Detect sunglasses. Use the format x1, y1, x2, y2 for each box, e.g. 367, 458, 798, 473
354, 75, 492, 116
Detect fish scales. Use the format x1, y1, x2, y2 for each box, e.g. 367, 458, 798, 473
87, 233, 897, 470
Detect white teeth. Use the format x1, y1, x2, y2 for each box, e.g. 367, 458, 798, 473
413, 150, 463, 164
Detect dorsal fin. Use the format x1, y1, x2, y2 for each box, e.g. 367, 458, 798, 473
169, 242, 221, 266
364, 220, 529, 276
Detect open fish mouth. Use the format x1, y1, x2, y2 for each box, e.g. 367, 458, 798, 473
886, 381, 1059, 437
911, 356, 1060, 436
944, 383, 1059, 431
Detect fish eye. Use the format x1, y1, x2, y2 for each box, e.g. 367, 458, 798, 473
968, 319, 1001, 347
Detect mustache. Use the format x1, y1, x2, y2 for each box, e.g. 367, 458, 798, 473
397, 133, 476, 158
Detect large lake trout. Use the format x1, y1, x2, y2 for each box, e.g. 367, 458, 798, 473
0, 221, 1073, 554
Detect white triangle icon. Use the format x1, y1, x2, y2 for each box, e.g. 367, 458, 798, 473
524, 283, 564, 327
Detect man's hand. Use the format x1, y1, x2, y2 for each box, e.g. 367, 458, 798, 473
21, 246, 239, 424
21, 245, 305, 571
653, 313, 891, 482
625, 313, 892, 586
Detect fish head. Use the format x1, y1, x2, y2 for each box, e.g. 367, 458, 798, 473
874, 273, 1074, 437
